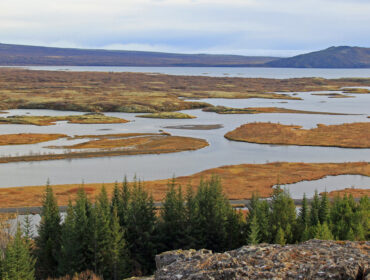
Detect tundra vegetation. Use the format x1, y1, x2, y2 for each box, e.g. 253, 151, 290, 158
0, 133, 208, 163
203, 106, 350, 115
225, 122, 370, 148
0, 69, 369, 113
0, 162, 368, 208
0, 134, 66, 146
137, 112, 196, 119
0, 114, 128, 126
0, 178, 368, 279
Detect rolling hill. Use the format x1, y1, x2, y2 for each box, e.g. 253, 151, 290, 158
0, 43, 277, 67
265, 46, 370, 68
0, 43, 368, 68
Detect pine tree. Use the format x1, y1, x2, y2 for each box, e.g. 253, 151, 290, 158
312, 222, 334, 240
310, 190, 321, 226
158, 179, 187, 252
274, 227, 286, 245
58, 200, 77, 276
125, 180, 157, 276
72, 187, 95, 274
2, 224, 35, 280
95, 187, 112, 278
109, 206, 130, 280
319, 191, 330, 224
297, 193, 309, 241
270, 187, 296, 243
35, 184, 61, 279
247, 214, 260, 245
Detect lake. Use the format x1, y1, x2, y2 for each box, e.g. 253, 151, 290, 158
2, 66, 370, 78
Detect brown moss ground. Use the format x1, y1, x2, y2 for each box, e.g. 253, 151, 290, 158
324, 188, 370, 198
137, 112, 196, 119
203, 106, 350, 115
225, 122, 370, 148
0, 114, 128, 126
0, 162, 368, 208
311, 93, 355, 98
0, 135, 208, 163
0, 133, 66, 145
0, 69, 369, 113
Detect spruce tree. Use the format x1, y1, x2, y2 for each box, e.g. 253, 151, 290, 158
58, 200, 77, 276
270, 186, 296, 243
2, 224, 35, 280
297, 193, 309, 241
109, 206, 130, 280
95, 187, 112, 278
319, 191, 330, 224
35, 184, 61, 279
158, 179, 187, 252
247, 214, 260, 245
274, 227, 286, 245
72, 187, 95, 273
125, 180, 157, 276
310, 190, 320, 226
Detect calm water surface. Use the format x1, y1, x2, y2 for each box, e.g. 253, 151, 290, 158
3, 66, 370, 78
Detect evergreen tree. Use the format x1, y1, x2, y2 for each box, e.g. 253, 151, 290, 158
193, 177, 232, 252
274, 227, 286, 245
2, 224, 35, 280
109, 206, 130, 280
58, 200, 77, 276
35, 184, 61, 279
94, 187, 112, 278
319, 191, 330, 224
312, 222, 334, 240
297, 193, 309, 241
184, 185, 200, 249
330, 195, 354, 240
247, 214, 260, 245
125, 180, 157, 276
72, 188, 95, 273
158, 179, 187, 252
270, 186, 296, 243
310, 190, 320, 226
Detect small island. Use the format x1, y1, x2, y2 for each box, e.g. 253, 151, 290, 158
137, 112, 196, 119
225, 122, 370, 148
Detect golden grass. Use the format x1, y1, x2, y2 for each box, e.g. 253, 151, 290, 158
0, 162, 368, 208
0, 133, 66, 145
0, 114, 128, 126
311, 93, 354, 98
0, 69, 369, 113
342, 88, 370, 94
225, 122, 370, 148
203, 106, 349, 115
324, 188, 370, 198
137, 112, 196, 119
0, 135, 208, 163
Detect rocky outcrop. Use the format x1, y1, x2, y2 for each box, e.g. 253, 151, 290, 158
154, 240, 369, 279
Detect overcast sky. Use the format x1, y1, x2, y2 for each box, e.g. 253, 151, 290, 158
0, 0, 369, 56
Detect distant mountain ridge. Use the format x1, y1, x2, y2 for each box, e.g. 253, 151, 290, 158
0, 43, 277, 67
0, 43, 369, 68
266, 46, 370, 68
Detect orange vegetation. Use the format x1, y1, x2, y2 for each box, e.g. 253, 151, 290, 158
0, 114, 128, 126
325, 188, 370, 198
0, 133, 66, 145
203, 106, 349, 115
225, 122, 370, 148
0, 135, 208, 163
0, 162, 368, 208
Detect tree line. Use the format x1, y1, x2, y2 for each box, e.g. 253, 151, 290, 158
0, 177, 369, 279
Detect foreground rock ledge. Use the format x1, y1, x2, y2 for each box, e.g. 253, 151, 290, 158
154, 240, 369, 279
